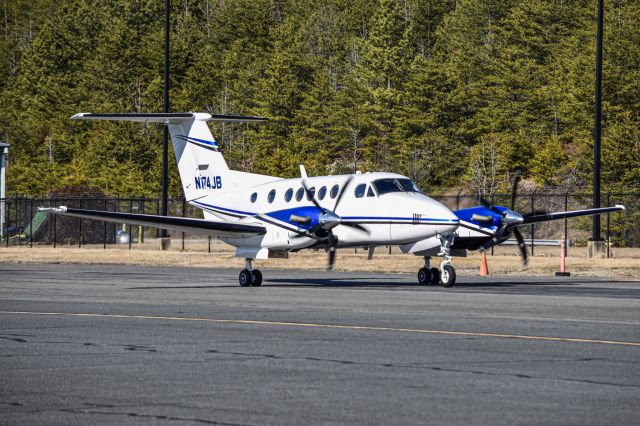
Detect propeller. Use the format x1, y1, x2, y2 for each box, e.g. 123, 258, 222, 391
477, 169, 540, 266
294, 174, 370, 270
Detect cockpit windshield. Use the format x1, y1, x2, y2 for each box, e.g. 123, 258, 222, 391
398, 179, 422, 193
373, 178, 422, 195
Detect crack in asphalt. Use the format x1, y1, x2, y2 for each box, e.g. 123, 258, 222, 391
0, 335, 28, 343
0, 401, 23, 407
205, 348, 639, 388
59, 408, 256, 425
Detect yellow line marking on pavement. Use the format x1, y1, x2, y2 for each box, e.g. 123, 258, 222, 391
2, 310, 640, 347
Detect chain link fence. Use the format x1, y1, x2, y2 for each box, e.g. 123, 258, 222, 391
1, 192, 637, 256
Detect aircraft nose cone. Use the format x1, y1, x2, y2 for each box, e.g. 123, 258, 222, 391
433, 202, 459, 233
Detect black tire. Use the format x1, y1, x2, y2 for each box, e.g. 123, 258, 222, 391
417, 267, 431, 285
440, 264, 456, 287
251, 269, 263, 287
429, 267, 440, 285
239, 269, 252, 287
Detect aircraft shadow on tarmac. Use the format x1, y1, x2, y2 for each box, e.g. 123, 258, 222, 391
128, 277, 636, 292
263, 278, 587, 288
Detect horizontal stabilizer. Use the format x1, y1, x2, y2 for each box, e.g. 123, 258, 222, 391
71, 112, 268, 123
39, 207, 266, 238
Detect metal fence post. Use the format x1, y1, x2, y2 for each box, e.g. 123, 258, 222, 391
141, 197, 146, 244
182, 196, 186, 251
52, 197, 57, 248
29, 198, 33, 247
530, 192, 535, 257
129, 198, 133, 251
4, 197, 10, 247
156, 198, 160, 238
17, 196, 21, 246
103, 197, 107, 249
78, 198, 82, 248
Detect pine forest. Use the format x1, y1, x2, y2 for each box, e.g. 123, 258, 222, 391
1, 0, 639, 197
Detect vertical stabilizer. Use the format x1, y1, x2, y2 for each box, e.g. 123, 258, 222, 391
70, 112, 272, 203
166, 114, 229, 201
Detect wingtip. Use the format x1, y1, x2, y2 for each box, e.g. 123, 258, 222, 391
38, 206, 68, 213
70, 113, 91, 120
615, 204, 626, 211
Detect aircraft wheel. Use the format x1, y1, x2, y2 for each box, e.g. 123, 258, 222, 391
239, 269, 252, 287
417, 267, 431, 285
440, 264, 456, 288
429, 267, 440, 285
251, 269, 262, 287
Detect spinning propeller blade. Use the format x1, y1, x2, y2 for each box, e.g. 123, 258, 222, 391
327, 231, 337, 270
297, 172, 370, 270
301, 179, 325, 212
512, 227, 528, 266
478, 170, 528, 266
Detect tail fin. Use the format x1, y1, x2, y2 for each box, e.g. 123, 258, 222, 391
71, 112, 266, 201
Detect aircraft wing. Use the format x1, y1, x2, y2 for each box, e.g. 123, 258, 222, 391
39, 207, 266, 238
521, 205, 625, 225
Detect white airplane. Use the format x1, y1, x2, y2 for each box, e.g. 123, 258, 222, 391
41, 112, 625, 288
42, 112, 462, 287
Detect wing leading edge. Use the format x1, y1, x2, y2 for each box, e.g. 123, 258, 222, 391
39, 207, 266, 238
521, 205, 625, 225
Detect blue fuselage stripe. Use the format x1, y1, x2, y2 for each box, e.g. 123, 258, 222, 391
192, 201, 458, 224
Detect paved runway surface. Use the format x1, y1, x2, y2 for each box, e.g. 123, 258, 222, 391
1, 263, 639, 425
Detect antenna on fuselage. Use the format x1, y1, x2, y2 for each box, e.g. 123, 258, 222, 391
299, 164, 308, 179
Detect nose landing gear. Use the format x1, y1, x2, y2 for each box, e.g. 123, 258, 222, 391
437, 233, 456, 287
417, 234, 457, 287
239, 258, 262, 287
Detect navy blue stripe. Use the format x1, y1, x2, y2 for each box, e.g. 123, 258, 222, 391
343, 216, 458, 223
193, 201, 459, 225
193, 201, 254, 216
177, 135, 218, 147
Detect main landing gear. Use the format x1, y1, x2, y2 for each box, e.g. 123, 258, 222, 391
417, 234, 457, 287
239, 258, 262, 287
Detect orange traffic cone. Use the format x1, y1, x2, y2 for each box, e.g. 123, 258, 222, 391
479, 251, 489, 276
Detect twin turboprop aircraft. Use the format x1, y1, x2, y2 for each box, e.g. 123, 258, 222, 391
41, 112, 625, 287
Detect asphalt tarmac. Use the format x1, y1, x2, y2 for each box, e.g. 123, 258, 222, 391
1, 263, 639, 425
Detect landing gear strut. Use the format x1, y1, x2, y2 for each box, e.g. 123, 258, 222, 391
239, 258, 262, 287
438, 233, 456, 287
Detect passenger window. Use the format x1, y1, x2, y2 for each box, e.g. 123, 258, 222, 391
367, 186, 375, 197
250, 192, 257, 203
285, 188, 293, 202
318, 186, 327, 200
295, 188, 304, 202
268, 189, 276, 203
307, 187, 316, 200
354, 183, 366, 198
330, 184, 339, 199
